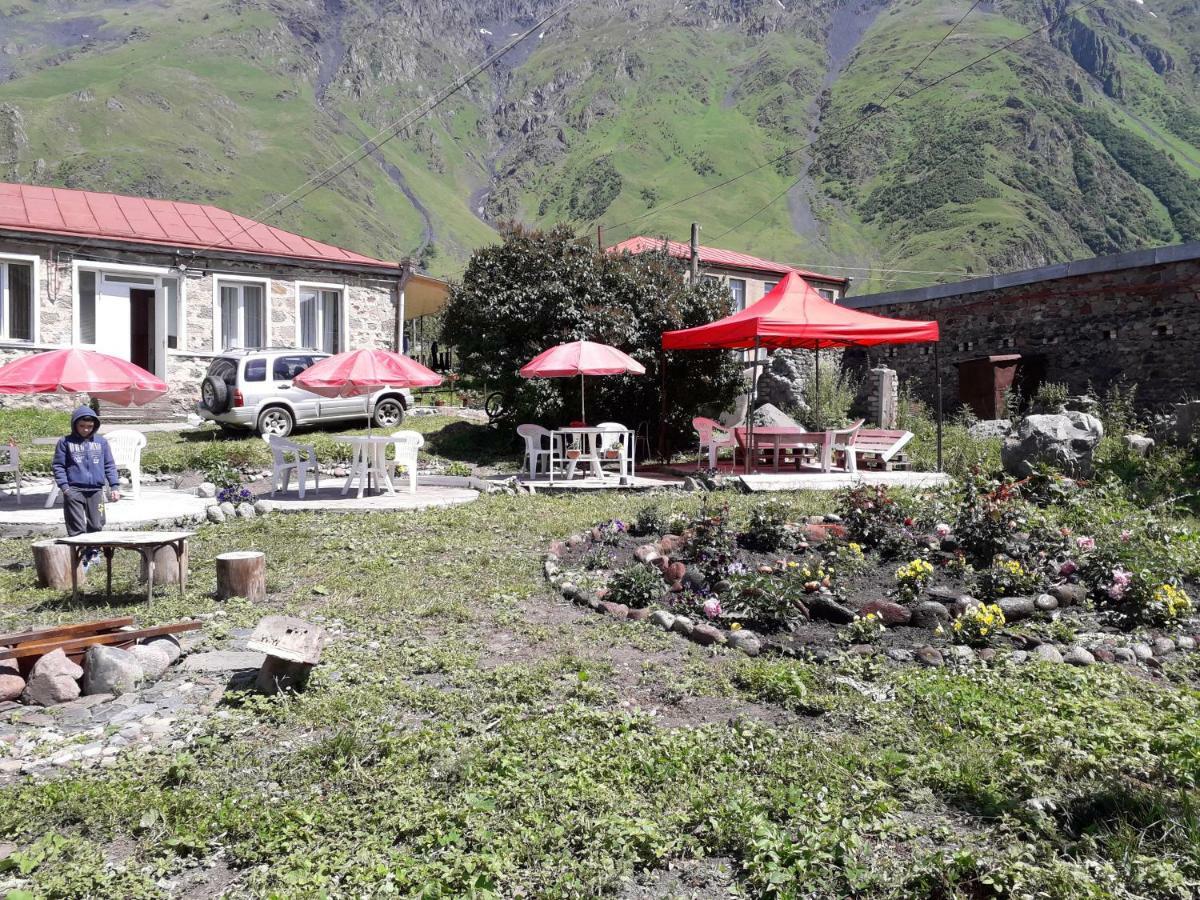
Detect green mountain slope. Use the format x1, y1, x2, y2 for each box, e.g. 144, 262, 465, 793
0, 0, 1197, 290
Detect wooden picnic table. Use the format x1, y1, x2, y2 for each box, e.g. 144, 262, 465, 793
57, 530, 193, 606
734, 427, 833, 473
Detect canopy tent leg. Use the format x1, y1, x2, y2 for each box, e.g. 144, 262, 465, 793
813, 346, 821, 430
934, 342, 943, 473
745, 336, 761, 475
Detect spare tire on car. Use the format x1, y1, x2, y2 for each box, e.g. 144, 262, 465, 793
201, 375, 231, 413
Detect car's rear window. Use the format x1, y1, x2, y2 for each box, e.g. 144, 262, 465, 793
207, 358, 237, 385
244, 358, 267, 382
273, 355, 314, 381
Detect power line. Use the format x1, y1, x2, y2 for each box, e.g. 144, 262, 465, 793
710, 0, 1105, 243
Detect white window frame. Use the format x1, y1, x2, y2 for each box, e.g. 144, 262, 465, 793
213, 275, 271, 351
294, 280, 348, 354
728, 277, 747, 312
0, 253, 40, 346
69, 260, 183, 366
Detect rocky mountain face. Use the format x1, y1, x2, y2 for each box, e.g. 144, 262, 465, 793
0, 0, 1197, 289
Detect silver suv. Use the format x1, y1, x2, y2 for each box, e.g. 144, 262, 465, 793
197, 348, 411, 438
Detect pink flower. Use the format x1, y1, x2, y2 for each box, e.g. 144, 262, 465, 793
1076, 536, 1095, 552
1120, 530, 1132, 544
1106, 567, 1133, 600
702, 598, 722, 619
1059, 560, 1077, 577
935, 523, 952, 538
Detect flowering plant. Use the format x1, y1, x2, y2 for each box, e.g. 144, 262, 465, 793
895, 558, 934, 601
840, 612, 886, 644
596, 519, 627, 546
976, 557, 1042, 600
951, 603, 1006, 646
216, 485, 254, 505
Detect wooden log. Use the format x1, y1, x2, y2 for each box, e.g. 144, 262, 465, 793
0, 616, 133, 648
138, 543, 189, 586
32, 539, 85, 590
216, 551, 266, 602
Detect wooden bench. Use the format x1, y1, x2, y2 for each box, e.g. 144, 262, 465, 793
853, 430, 914, 471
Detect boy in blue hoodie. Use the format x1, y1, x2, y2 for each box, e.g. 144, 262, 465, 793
52, 407, 121, 564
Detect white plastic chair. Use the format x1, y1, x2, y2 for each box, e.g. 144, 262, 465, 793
516, 424, 556, 478
106, 430, 147, 500
0, 445, 20, 503
263, 434, 319, 499
826, 419, 865, 473
386, 431, 425, 494
693, 416, 735, 469
593, 422, 632, 482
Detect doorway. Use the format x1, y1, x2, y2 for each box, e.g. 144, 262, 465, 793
129, 289, 156, 374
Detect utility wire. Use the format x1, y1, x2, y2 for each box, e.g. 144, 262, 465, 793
710, 0, 1105, 242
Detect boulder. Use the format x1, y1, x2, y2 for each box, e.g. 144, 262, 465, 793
0, 660, 24, 702
1034, 593, 1059, 612
750, 402, 800, 429
218, 501, 236, 518
206, 505, 226, 524
806, 595, 856, 625
1112, 647, 1136, 664
657, 535, 685, 555
21, 649, 82, 706
1048, 583, 1087, 607
627, 607, 651, 622
1032, 644, 1064, 664
81, 646, 144, 696
598, 601, 629, 620
911, 601, 950, 630
1123, 434, 1154, 457
1064, 647, 1095, 667
235, 502, 256, 519
195, 482, 217, 498
633, 544, 662, 565
649, 610, 675, 631
671, 615, 695, 637
858, 599, 911, 626
968, 419, 1012, 440
1001, 412, 1103, 477
726, 630, 761, 656
915, 646, 944, 668
252, 500, 274, 515
129, 644, 171, 681
998, 596, 1036, 622
754, 350, 811, 415
690, 624, 726, 646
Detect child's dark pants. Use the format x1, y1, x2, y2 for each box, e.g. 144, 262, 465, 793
63, 488, 105, 537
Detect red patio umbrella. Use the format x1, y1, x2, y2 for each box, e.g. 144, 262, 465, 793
292, 348, 443, 397
519, 340, 645, 424
662, 272, 941, 470
0, 348, 168, 406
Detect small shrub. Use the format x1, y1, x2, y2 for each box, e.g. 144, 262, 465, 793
724, 570, 813, 630
684, 501, 739, 580
840, 612, 886, 644
606, 564, 663, 609
216, 485, 254, 505
895, 558, 934, 601
1032, 381, 1069, 413
839, 484, 921, 559
951, 602, 1006, 646
595, 519, 627, 546
632, 503, 665, 536
976, 558, 1042, 600
740, 501, 792, 553
203, 460, 242, 489
954, 472, 1030, 566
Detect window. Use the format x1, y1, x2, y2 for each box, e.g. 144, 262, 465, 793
0, 260, 33, 342
817, 288, 837, 302
219, 282, 265, 350
764, 280, 778, 294
272, 355, 314, 382
243, 358, 267, 382
728, 278, 746, 311
163, 277, 180, 349
298, 287, 341, 353
79, 270, 97, 344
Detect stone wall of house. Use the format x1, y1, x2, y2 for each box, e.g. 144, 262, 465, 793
0, 238, 401, 412
844, 258, 1200, 411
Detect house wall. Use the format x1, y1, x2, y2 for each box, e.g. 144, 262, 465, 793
843, 257, 1200, 411
0, 237, 400, 412
696, 264, 846, 310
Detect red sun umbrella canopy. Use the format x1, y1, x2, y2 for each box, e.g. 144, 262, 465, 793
661, 271, 939, 351
291, 348, 442, 397
0, 348, 168, 406
519, 340, 646, 378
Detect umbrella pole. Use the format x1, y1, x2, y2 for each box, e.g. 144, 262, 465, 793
580, 373, 586, 425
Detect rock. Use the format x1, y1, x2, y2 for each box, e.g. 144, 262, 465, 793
968, 419, 1012, 440
1035, 593, 1059, 612
657, 535, 685, 555
911, 601, 950, 630
681, 568, 708, 592
671, 615, 694, 637
1001, 411, 1103, 478
1064, 647, 1095, 666
750, 401, 800, 429
129, 645, 171, 681
142, 635, 181, 665
0, 671, 24, 702
179, 650, 265, 672
858, 599, 911, 626
998, 596, 1036, 621
633, 544, 661, 565
235, 502, 256, 519
915, 646, 944, 668
885, 648, 914, 663
1132, 643, 1154, 662
218, 501, 236, 518
1172, 399, 1200, 444
1009, 650, 1029, 664
1048, 583, 1087, 607
196, 482, 217, 498
255, 657, 313, 695
1032, 644, 1064, 664
82, 646, 143, 696
726, 630, 761, 656
206, 505, 226, 524
948, 645, 975, 663
1123, 434, 1154, 457
1112, 647, 1136, 664
807, 595, 856, 625
949, 596, 981, 619
627, 607, 651, 622
1091, 647, 1115, 663
683, 477, 704, 492
649, 610, 675, 631
1152, 637, 1175, 656
252, 500, 273, 515
976, 648, 996, 662
754, 349, 811, 414
598, 601, 629, 620
926, 586, 966, 604
664, 561, 686, 584
1176, 636, 1196, 651
690, 624, 726, 646
21, 649, 83, 706
713, 579, 732, 594
804, 523, 847, 544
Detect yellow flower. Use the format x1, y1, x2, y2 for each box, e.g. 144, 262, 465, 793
730, 622, 742, 631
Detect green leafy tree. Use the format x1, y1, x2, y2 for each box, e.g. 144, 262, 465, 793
441, 224, 742, 454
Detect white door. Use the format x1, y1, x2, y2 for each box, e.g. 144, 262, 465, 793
96, 279, 132, 360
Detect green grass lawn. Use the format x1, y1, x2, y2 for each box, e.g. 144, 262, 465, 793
0, 486, 1197, 897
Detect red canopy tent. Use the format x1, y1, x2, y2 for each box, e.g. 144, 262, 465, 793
662, 272, 943, 469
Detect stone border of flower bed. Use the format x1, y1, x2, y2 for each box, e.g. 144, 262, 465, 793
542, 535, 1200, 670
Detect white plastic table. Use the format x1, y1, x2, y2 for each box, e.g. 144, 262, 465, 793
549, 427, 634, 485
333, 435, 398, 498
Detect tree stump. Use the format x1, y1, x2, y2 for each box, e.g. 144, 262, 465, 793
215, 551, 266, 602
33, 540, 85, 590
138, 543, 189, 586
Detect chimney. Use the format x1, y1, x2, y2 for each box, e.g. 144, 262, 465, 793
689, 222, 700, 281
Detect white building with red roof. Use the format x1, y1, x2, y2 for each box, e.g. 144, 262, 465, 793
0, 182, 447, 410
607, 235, 850, 311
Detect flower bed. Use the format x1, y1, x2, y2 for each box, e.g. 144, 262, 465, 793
543, 481, 1200, 670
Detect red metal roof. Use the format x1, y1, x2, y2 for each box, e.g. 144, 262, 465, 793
0, 182, 396, 269
608, 235, 848, 285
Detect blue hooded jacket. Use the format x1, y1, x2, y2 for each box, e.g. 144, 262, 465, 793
52, 406, 119, 491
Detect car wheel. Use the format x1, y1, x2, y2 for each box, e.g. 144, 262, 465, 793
373, 397, 405, 429
201, 375, 230, 413
257, 406, 295, 438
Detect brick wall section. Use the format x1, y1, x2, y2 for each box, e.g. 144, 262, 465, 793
0, 238, 401, 411
845, 258, 1200, 410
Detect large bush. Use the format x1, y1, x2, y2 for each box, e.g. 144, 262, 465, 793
441, 224, 743, 454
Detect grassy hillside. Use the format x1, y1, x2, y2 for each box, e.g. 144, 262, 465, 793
0, 0, 1198, 291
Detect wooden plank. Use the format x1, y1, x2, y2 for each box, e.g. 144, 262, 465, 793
0, 621, 202, 661
0, 617, 135, 648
